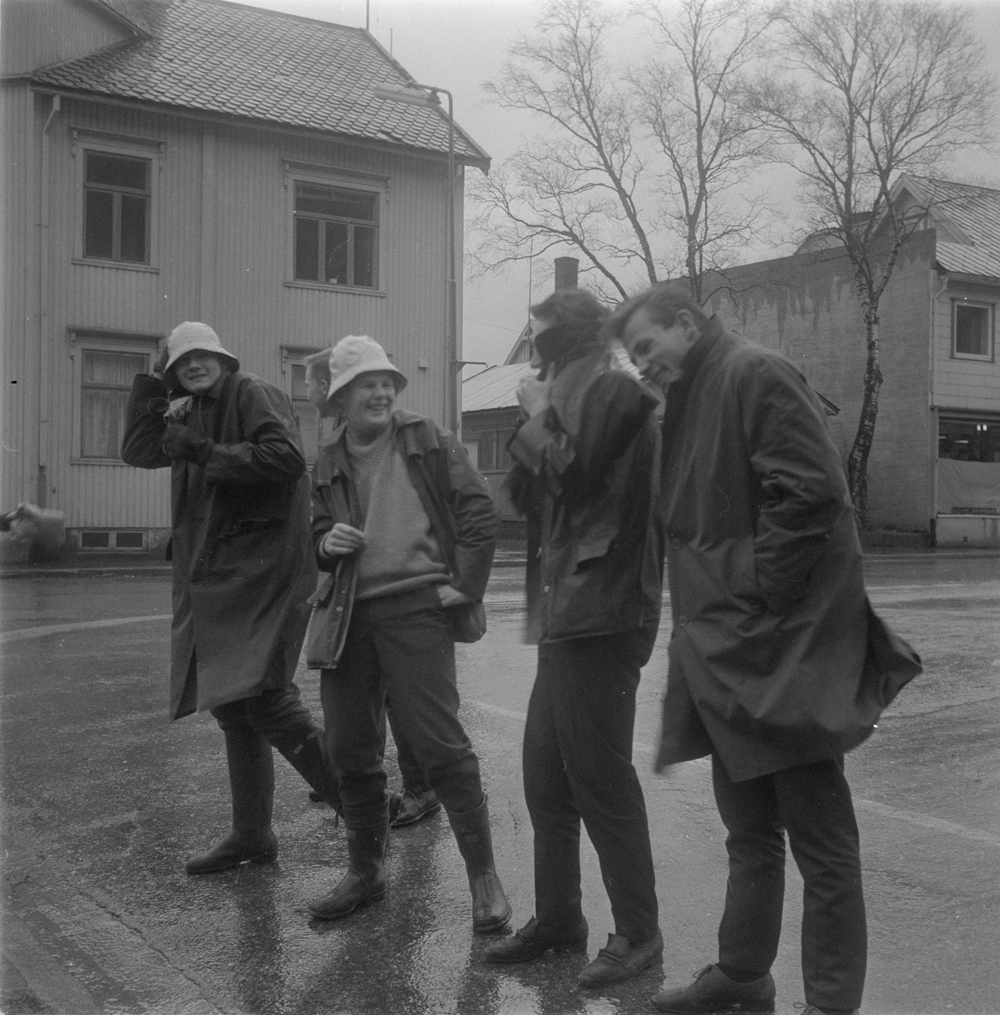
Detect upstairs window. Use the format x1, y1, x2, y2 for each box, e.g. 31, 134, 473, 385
952, 301, 994, 360
83, 152, 150, 263
293, 182, 377, 288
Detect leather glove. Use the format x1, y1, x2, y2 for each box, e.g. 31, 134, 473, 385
162, 425, 213, 465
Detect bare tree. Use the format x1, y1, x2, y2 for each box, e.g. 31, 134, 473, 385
630, 0, 779, 301
747, 0, 995, 525
470, 0, 777, 301
470, 0, 653, 300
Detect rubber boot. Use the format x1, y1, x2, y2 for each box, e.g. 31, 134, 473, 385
186, 727, 278, 874
271, 723, 342, 813
447, 795, 513, 933
307, 799, 390, 920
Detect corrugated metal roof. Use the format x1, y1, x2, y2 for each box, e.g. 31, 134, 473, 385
899, 175, 1000, 279
31, 0, 489, 168
462, 347, 642, 414
462, 363, 534, 413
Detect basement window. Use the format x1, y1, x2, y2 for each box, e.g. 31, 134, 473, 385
79, 530, 147, 551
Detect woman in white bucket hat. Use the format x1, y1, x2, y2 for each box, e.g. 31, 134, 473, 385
302, 335, 511, 934
122, 321, 341, 874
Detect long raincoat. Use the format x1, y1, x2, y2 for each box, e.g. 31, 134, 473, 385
122, 371, 316, 719
655, 319, 921, 782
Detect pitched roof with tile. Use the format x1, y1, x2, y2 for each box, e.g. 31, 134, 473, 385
896, 175, 1000, 279
31, 0, 489, 168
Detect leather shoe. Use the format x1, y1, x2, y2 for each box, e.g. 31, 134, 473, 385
578, 929, 663, 987
484, 916, 589, 964
651, 964, 776, 1012
391, 788, 442, 828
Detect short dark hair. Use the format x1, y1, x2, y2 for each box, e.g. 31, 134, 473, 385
530, 288, 609, 343
603, 282, 709, 342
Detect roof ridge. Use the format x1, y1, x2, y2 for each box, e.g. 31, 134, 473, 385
907, 173, 1000, 198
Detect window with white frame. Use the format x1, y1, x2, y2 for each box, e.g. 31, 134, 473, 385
292, 181, 378, 288
83, 152, 150, 262
952, 300, 994, 359
73, 129, 162, 269
72, 333, 159, 461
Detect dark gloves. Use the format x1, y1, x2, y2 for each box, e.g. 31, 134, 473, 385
162, 425, 213, 465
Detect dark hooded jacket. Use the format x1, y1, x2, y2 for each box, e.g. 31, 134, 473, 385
122, 371, 316, 719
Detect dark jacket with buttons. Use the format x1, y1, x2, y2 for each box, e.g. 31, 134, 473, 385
305, 410, 497, 669
506, 344, 663, 644
656, 318, 921, 781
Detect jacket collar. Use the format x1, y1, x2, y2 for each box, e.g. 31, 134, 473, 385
316, 410, 437, 482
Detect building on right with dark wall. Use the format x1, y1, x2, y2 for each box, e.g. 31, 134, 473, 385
703, 174, 1000, 548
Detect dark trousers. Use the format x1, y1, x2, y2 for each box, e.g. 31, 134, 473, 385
712, 755, 867, 1011
211, 685, 318, 743
524, 625, 659, 944
320, 587, 482, 818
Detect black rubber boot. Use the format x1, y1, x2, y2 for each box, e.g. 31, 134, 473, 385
271, 723, 341, 813
307, 799, 390, 920
447, 795, 512, 933
186, 728, 278, 874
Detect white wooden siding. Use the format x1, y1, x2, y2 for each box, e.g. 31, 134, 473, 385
932, 279, 1000, 410
8, 90, 457, 532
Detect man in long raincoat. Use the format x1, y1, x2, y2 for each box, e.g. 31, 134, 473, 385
605, 285, 921, 1015
122, 321, 339, 874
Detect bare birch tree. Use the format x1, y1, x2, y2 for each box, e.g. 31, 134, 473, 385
469, 0, 776, 300
747, 0, 995, 525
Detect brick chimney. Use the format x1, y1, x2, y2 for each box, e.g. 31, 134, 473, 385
554, 256, 579, 291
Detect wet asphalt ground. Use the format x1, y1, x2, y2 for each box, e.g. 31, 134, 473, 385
1, 550, 998, 1015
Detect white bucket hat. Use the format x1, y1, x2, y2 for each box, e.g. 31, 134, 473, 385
163, 322, 239, 378
326, 335, 407, 401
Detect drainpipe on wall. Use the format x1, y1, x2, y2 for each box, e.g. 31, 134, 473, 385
37, 93, 60, 509
930, 267, 949, 535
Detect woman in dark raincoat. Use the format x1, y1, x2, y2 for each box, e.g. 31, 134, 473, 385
122, 321, 339, 874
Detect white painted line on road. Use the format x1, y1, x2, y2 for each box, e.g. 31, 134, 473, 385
468, 698, 1000, 850
0, 614, 172, 644
854, 798, 1000, 849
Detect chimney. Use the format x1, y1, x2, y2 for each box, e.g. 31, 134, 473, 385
554, 256, 579, 291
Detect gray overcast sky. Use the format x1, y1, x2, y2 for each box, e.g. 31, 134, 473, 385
239, 0, 1000, 367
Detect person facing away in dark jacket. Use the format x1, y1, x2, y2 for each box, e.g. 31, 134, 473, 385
302, 335, 511, 934
483, 288, 666, 989
605, 284, 921, 1015
121, 322, 340, 875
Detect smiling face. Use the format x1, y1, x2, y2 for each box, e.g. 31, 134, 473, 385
174, 351, 226, 394
337, 371, 397, 441
620, 307, 700, 390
